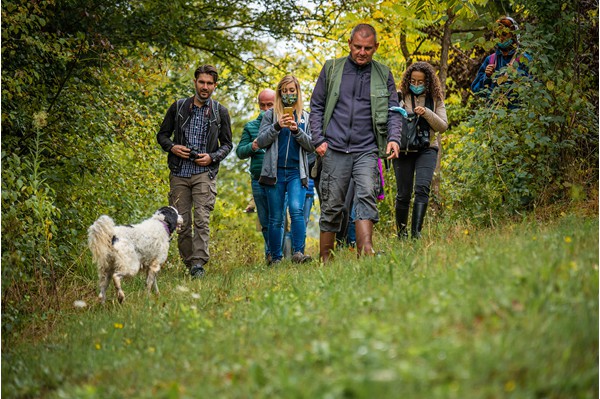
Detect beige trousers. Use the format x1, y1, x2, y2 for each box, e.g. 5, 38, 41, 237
169, 172, 217, 267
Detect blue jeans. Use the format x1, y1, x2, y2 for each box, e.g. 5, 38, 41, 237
304, 195, 314, 226
251, 179, 271, 259
266, 168, 307, 261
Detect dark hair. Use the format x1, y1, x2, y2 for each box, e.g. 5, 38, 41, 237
400, 61, 444, 101
350, 23, 377, 43
194, 65, 218, 83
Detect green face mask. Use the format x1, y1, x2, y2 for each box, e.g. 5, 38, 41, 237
282, 93, 298, 106
497, 38, 514, 50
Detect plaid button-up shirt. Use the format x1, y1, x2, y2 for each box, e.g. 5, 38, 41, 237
175, 101, 211, 178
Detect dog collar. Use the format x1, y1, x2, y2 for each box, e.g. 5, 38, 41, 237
160, 221, 172, 236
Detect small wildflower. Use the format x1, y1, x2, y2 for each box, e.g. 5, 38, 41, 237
148, 347, 156, 354
191, 293, 200, 299
569, 261, 578, 271
564, 236, 572, 243
33, 111, 48, 129
114, 323, 124, 329
73, 300, 87, 308
504, 380, 516, 392
463, 229, 469, 235
95, 343, 102, 350
124, 338, 132, 346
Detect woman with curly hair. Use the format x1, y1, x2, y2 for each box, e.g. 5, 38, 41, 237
394, 61, 448, 239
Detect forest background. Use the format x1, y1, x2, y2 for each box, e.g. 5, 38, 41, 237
1, 0, 598, 341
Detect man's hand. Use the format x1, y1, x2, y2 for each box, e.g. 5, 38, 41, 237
386, 142, 399, 160
316, 142, 328, 157
195, 153, 212, 167
485, 64, 495, 77
171, 144, 190, 159
251, 139, 260, 151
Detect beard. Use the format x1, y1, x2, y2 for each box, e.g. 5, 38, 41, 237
195, 88, 212, 102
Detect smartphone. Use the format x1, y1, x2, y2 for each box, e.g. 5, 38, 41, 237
283, 107, 294, 118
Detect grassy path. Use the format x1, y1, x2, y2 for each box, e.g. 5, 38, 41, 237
2, 214, 598, 398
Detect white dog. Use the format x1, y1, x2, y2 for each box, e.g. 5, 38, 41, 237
88, 206, 183, 303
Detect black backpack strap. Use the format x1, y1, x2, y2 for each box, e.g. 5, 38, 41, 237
210, 99, 221, 129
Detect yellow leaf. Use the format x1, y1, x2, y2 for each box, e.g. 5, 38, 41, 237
496, 74, 508, 85
373, 10, 385, 19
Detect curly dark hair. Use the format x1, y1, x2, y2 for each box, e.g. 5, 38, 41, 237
399, 61, 444, 101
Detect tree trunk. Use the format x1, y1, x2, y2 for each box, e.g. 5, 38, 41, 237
431, 8, 455, 214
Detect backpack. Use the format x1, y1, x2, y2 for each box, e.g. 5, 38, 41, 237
175, 97, 221, 130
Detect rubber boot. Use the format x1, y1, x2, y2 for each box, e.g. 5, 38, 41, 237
411, 202, 428, 239
395, 203, 410, 240
320, 231, 337, 263
355, 220, 374, 257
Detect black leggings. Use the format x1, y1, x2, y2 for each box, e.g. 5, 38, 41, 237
392, 147, 438, 206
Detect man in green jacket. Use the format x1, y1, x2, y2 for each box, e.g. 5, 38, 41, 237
310, 24, 400, 262
236, 89, 276, 261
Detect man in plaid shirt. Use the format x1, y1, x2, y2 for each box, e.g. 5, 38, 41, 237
157, 65, 233, 278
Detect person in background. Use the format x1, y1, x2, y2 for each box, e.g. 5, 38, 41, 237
157, 64, 233, 278
471, 16, 531, 95
394, 61, 448, 239
236, 89, 276, 263
310, 23, 400, 262
303, 152, 317, 227
256, 75, 314, 265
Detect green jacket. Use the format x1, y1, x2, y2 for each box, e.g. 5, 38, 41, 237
312, 56, 400, 158
236, 113, 265, 180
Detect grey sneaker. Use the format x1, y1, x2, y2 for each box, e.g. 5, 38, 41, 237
190, 264, 205, 279
291, 252, 312, 264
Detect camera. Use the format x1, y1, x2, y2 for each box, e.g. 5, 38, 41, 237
189, 146, 201, 160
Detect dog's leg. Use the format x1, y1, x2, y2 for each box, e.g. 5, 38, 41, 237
98, 272, 111, 303
146, 261, 161, 295
112, 273, 125, 303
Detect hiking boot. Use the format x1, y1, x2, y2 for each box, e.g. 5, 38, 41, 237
267, 257, 282, 266
190, 264, 205, 279
291, 252, 312, 264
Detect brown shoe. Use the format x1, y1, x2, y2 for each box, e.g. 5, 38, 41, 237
291, 252, 312, 264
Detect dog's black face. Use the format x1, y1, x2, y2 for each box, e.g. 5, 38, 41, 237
157, 206, 182, 235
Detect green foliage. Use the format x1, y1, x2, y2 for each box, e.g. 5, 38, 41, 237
2, 215, 597, 398
441, 24, 598, 223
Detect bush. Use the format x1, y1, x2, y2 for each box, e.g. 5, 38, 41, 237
441, 27, 598, 224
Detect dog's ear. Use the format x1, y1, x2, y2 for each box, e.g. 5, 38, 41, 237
157, 206, 178, 234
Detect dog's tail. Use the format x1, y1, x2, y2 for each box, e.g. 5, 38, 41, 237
88, 215, 116, 267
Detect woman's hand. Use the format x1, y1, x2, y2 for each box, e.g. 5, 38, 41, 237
414, 106, 426, 116
251, 139, 259, 151
278, 113, 295, 129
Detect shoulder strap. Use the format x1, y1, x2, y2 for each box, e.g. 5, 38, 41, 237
211, 99, 221, 128
176, 98, 186, 116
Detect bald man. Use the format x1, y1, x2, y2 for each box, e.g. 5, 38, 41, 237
236, 89, 276, 262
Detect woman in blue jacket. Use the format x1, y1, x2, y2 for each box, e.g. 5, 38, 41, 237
471, 16, 531, 95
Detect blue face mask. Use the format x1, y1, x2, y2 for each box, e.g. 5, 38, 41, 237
410, 84, 425, 95
497, 38, 514, 50
282, 93, 298, 106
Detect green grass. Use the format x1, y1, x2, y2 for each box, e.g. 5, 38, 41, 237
2, 214, 598, 398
